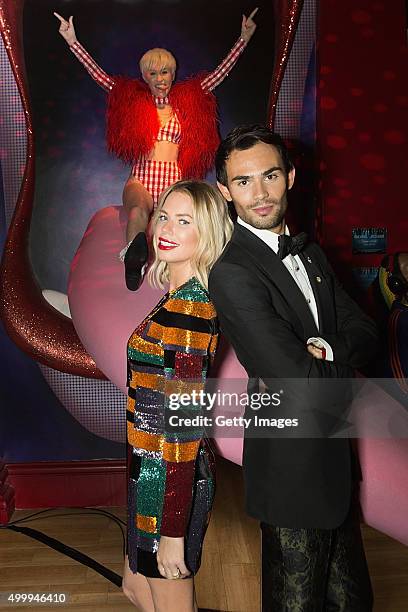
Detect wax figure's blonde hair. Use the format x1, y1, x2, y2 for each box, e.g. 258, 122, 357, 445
148, 180, 233, 290
139, 48, 176, 75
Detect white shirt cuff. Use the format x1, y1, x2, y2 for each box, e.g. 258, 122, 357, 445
307, 337, 334, 362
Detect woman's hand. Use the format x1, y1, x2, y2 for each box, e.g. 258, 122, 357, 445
157, 536, 191, 580
241, 7, 259, 43
54, 12, 77, 46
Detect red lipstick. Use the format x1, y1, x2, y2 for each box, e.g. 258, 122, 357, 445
158, 236, 179, 250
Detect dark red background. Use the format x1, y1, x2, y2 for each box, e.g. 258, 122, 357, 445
317, 0, 407, 297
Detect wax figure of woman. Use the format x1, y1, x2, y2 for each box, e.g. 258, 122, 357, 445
54, 8, 257, 290
122, 180, 232, 611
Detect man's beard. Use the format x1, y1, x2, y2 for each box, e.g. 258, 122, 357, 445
240, 199, 287, 230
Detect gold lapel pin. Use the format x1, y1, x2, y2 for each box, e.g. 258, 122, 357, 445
316, 276, 322, 283
307, 256, 312, 263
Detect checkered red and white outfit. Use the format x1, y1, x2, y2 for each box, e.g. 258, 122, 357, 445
130, 112, 182, 204
131, 159, 181, 205
70, 37, 247, 205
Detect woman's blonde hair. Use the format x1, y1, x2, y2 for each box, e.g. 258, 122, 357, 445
139, 48, 176, 76
147, 180, 233, 290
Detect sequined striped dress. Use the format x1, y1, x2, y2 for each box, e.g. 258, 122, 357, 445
126, 276, 218, 577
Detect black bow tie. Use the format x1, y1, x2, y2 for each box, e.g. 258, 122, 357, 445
277, 232, 308, 260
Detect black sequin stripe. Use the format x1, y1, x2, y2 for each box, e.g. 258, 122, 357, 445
151, 308, 214, 333
129, 452, 141, 480
128, 357, 165, 371
126, 409, 135, 422
127, 385, 163, 400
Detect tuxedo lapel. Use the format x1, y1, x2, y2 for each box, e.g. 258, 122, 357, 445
233, 225, 319, 339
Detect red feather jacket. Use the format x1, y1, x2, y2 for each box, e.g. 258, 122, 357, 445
106, 74, 220, 179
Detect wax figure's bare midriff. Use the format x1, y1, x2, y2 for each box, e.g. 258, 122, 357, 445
147, 106, 179, 161
148, 140, 179, 162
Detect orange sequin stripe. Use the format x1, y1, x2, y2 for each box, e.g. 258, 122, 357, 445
164, 298, 216, 320
136, 514, 157, 534
127, 396, 135, 414
165, 379, 204, 397
209, 334, 218, 357
130, 371, 164, 391
148, 322, 211, 350
162, 439, 200, 463
127, 423, 164, 452
128, 334, 163, 356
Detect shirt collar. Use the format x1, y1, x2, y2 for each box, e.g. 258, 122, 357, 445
237, 216, 290, 254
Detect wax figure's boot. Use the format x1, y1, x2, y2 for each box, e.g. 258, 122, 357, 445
124, 232, 148, 291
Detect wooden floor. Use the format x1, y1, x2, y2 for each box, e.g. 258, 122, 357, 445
0, 458, 407, 611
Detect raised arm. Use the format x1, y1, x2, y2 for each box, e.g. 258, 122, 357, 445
53, 12, 115, 92
201, 7, 258, 92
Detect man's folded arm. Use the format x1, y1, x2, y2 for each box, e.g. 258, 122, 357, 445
310, 245, 379, 369
209, 263, 351, 381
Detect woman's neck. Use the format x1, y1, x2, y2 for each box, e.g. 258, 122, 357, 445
168, 262, 194, 291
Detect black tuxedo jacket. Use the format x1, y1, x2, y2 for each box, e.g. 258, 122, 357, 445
209, 224, 379, 529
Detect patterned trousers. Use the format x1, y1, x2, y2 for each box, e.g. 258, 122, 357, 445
261, 504, 373, 611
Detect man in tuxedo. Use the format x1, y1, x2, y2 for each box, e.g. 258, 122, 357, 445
209, 124, 378, 611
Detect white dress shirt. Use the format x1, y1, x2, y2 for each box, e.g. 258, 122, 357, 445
237, 217, 334, 361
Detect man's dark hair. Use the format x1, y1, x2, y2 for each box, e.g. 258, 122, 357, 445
215, 124, 294, 186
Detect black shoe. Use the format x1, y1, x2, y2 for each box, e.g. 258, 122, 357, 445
124, 232, 148, 291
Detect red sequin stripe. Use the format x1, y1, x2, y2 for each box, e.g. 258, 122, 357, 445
160, 460, 196, 536
174, 351, 206, 379
201, 37, 247, 92
69, 41, 116, 92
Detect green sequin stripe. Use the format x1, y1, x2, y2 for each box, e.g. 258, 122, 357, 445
128, 347, 163, 366
165, 403, 203, 414
164, 429, 203, 441
172, 278, 210, 302
136, 456, 166, 539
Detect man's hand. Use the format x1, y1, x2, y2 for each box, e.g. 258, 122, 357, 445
157, 535, 191, 580
241, 7, 258, 43
54, 12, 77, 46
307, 343, 326, 360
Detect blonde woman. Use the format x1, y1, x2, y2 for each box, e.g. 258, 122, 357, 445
123, 180, 232, 611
